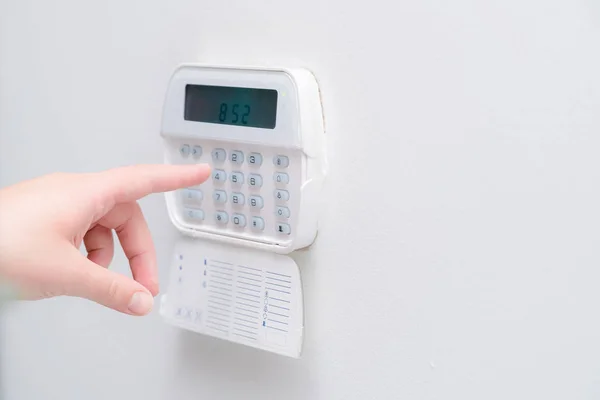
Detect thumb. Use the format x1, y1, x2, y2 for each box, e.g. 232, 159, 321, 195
66, 250, 155, 316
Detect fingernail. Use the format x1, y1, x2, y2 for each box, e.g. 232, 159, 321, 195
128, 292, 154, 315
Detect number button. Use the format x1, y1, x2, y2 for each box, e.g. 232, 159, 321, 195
211, 148, 226, 162
215, 211, 229, 225
179, 144, 190, 158
231, 192, 245, 206
182, 189, 203, 205
273, 155, 289, 168
276, 223, 291, 235
275, 206, 290, 218
274, 189, 289, 202
213, 190, 227, 203
230, 171, 244, 185
251, 217, 265, 231
212, 169, 227, 183
248, 174, 263, 188
274, 172, 289, 184
230, 150, 244, 164
249, 195, 264, 210
191, 145, 202, 159
184, 208, 204, 221
248, 152, 263, 166
232, 214, 246, 228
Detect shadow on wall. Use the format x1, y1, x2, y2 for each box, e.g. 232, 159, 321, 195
170, 329, 317, 397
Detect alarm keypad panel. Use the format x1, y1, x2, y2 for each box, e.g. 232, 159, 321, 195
161, 64, 326, 254
171, 140, 301, 247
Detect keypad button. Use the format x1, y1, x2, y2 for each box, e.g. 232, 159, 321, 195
273, 172, 289, 184
212, 169, 227, 183
191, 145, 202, 159
275, 206, 290, 218
212, 148, 226, 162
231, 192, 245, 206
251, 217, 265, 231
273, 155, 289, 168
248, 174, 263, 188
249, 195, 264, 209
180, 144, 190, 157
230, 171, 244, 185
232, 214, 246, 227
182, 189, 203, 205
230, 150, 244, 164
276, 223, 291, 235
274, 189, 290, 202
215, 211, 229, 224
184, 208, 204, 221
213, 190, 227, 203
248, 152, 263, 166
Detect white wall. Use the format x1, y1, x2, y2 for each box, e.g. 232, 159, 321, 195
2, 0, 600, 398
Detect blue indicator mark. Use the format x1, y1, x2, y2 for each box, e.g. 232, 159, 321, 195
204, 258, 207, 265
262, 321, 266, 327
179, 265, 182, 270
179, 254, 183, 260
204, 270, 207, 276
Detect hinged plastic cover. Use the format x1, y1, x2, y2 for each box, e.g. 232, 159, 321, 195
159, 236, 304, 358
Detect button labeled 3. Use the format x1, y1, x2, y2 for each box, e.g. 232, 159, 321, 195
248, 152, 263, 166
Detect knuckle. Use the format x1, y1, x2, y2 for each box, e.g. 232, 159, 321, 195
106, 279, 120, 301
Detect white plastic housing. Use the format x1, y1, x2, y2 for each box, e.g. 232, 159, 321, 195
160, 64, 326, 254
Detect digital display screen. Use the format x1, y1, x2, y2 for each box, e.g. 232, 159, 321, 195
184, 84, 278, 129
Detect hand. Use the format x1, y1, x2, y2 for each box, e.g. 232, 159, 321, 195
0, 164, 211, 315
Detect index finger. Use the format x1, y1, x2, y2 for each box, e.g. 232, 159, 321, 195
92, 164, 211, 205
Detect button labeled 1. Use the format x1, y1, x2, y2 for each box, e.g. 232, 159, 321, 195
212, 148, 226, 162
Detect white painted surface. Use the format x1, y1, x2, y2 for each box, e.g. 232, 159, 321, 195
1, 0, 600, 399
